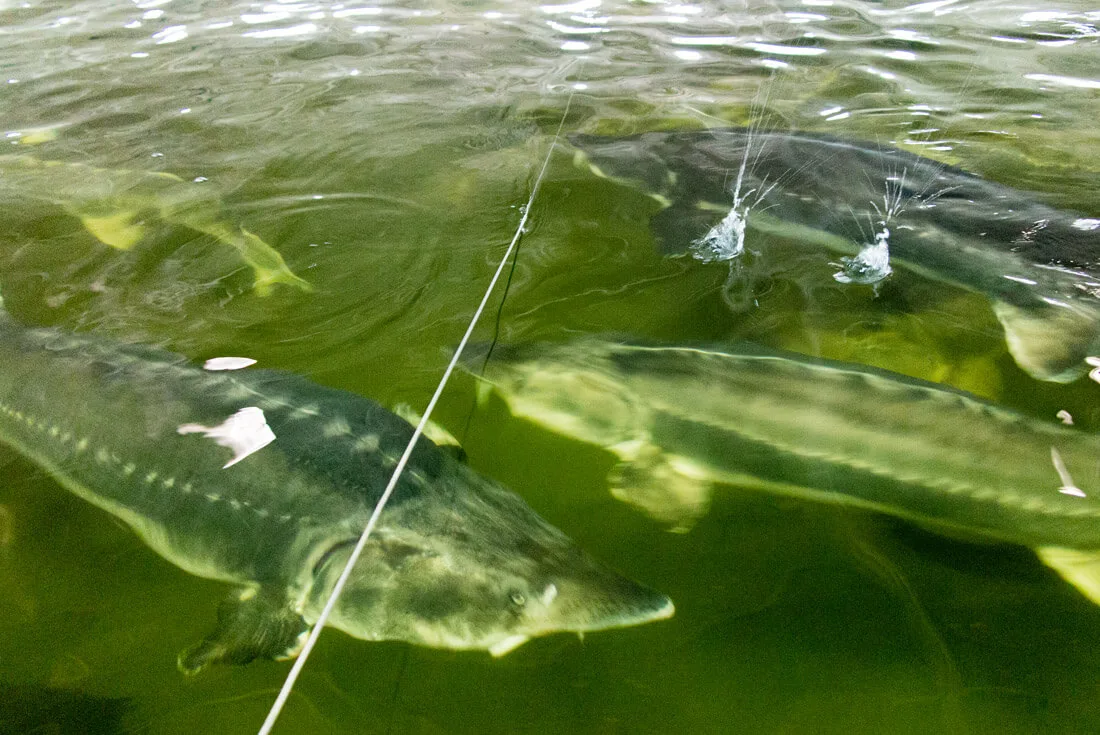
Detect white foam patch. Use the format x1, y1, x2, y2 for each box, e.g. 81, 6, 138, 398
178, 406, 276, 468
834, 228, 892, 285
691, 206, 746, 263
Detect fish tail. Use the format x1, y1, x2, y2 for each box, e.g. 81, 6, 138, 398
216, 227, 312, 296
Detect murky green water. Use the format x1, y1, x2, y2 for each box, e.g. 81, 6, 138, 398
1, 1, 1099, 732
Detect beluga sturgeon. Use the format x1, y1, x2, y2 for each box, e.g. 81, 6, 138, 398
0, 298, 672, 673
570, 129, 1100, 383
475, 337, 1100, 607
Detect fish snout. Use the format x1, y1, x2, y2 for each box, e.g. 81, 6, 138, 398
534, 552, 674, 638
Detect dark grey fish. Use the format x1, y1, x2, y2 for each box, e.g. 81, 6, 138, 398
476, 338, 1100, 607
570, 129, 1100, 382
0, 301, 671, 672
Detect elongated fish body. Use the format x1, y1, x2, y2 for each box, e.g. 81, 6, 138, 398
0, 154, 309, 295
570, 129, 1100, 382
478, 339, 1100, 605
0, 310, 672, 672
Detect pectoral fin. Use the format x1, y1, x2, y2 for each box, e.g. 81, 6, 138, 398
1036, 546, 1100, 605
608, 441, 712, 532
178, 587, 310, 675
993, 300, 1100, 383
75, 209, 147, 250
392, 403, 462, 450
392, 402, 467, 461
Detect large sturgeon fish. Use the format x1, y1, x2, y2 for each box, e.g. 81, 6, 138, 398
0, 304, 671, 672
476, 338, 1100, 607
570, 129, 1100, 383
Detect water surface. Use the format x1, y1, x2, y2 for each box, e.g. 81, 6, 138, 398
1, 1, 1098, 732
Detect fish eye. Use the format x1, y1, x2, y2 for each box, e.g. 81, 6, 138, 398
509, 591, 527, 607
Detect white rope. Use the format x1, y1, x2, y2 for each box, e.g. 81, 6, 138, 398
257, 93, 574, 735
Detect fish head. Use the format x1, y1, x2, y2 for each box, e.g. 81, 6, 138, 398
317, 462, 673, 656
471, 340, 644, 447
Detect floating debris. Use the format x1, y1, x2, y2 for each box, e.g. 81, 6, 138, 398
178, 406, 276, 469
203, 357, 258, 371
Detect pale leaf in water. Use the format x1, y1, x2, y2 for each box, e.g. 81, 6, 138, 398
203, 357, 258, 371
178, 407, 275, 468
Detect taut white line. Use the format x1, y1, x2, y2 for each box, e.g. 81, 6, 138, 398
258, 90, 575, 735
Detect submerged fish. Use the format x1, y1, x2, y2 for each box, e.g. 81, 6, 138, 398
0, 303, 671, 673
0, 155, 310, 295
476, 338, 1100, 607
570, 129, 1100, 382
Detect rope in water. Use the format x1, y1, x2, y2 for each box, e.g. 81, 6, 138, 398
257, 91, 575, 735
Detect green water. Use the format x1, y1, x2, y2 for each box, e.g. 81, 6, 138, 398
1, 1, 1099, 732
